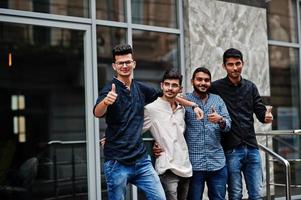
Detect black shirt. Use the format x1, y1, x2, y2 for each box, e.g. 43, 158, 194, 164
210, 76, 267, 151
94, 78, 159, 164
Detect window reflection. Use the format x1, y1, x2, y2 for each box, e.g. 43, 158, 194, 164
0, 0, 89, 17
97, 26, 127, 86
0, 22, 87, 199
133, 30, 180, 88
267, 0, 298, 43
96, 0, 125, 21
269, 46, 300, 130
269, 46, 300, 158
132, 0, 178, 28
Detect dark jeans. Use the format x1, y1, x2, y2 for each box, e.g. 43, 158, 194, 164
188, 166, 227, 200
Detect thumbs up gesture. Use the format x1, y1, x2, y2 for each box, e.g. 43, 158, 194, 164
208, 106, 222, 123
264, 105, 273, 123
103, 84, 118, 106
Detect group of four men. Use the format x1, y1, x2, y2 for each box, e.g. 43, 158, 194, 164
93, 44, 273, 200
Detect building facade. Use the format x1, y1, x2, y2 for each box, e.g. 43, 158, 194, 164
0, 0, 300, 199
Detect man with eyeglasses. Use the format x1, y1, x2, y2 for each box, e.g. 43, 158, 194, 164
143, 69, 192, 200
93, 44, 203, 200
210, 48, 273, 200
93, 44, 166, 199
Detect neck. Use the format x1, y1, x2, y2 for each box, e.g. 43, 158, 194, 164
161, 96, 177, 110
117, 76, 132, 87
194, 91, 208, 101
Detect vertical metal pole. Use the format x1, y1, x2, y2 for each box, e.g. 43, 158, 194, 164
265, 135, 271, 200
53, 147, 58, 199
285, 161, 292, 200
72, 145, 76, 199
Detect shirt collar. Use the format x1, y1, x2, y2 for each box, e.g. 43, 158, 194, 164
191, 91, 210, 105
157, 97, 183, 111
113, 77, 132, 89
225, 76, 245, 87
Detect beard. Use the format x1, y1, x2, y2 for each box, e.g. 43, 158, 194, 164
193, 85, 208, 96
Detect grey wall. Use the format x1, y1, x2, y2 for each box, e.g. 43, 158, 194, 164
184, 0, 270, 97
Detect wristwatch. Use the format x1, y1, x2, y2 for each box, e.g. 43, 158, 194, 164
192, 104, 199, 110
218, 117, 225, 125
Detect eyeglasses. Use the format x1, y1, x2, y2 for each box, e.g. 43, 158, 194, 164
115, 60, 135, 67
163, 82, 180, 89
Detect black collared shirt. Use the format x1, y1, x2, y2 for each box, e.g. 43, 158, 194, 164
94, 78, 159, 164
210, 76, 267, 151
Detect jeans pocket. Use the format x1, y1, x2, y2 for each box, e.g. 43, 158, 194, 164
103, 160, 118, 178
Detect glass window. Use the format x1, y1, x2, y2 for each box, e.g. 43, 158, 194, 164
132, 29, 180, 198
132, 30, 180, 88
0, 0, 89, 18
269, 45, 300, 130
268, 45, 301, 196
96, 26, 127, 199
96, 0, 126, 22
132, 0, 178, 28
0, 22, 87, 199
96, 26, 127, 86
267, 0, 298, 43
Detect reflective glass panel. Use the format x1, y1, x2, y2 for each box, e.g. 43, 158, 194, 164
132, 30, 180, 199
96, 0, 126, 21
96, 26, 127, 199
0, 0, 89, 17
267, 0, 298, 43
132, 30, 180, 88
132, 0, 178, 28
0, 22, 87, 199
268, 45, 301, 197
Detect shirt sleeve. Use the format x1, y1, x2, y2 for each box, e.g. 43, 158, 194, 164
142, 107, 152, 134
218, 96, 231, 132
93, 83, 111, 117
140, 83, 160, 105
252, 84, 267, 123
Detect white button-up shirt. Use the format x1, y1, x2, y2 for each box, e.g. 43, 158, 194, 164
143, 98, 192, 177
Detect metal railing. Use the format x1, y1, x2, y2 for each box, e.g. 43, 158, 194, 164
256, 129, 301, 200
47, 140, 86, 200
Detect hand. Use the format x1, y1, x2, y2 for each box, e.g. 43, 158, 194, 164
193, 106, 204, 120
153, 142, 164, 158
100, 137, 106, 149
265, 106, 273, 123
104, 84, 117, 105
208, 106, 222, 123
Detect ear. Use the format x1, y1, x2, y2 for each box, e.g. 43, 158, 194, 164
178, 86, 183, 93
132, 61, 136, 69
160, 82, 164, 90
112, 63, 117, 71
222, 64, 226, 70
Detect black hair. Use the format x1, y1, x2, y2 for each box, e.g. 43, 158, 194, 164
162, 69, 183, 86
112, 44, 133, 62
223, 48, 243, 64
192, 67, 211, 81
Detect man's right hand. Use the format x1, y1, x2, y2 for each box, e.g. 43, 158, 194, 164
103, 83, 118, 106
153, 142, 164, 158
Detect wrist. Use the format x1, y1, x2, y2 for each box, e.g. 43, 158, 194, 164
103, 100, 109, 106
218, 117, 224, 124
192, 104, 199, 110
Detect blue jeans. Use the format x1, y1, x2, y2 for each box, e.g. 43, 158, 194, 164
188, 166, 227, 200
225, 145, 263, 200
103, 155, 166, 200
